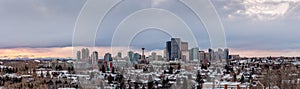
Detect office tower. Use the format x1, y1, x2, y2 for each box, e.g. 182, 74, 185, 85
217, 48, 224, 60
181, 42, 188, 51
151, 52, 157, 60
214, 51, 220, 60
199, 51, 205, 63
171, 38, 181, 60
104, 53, 112, 62
104, 53, 112, 70
117, 52, 122, 58
81, 48, 90, 60
204, 53, 210, 65
182, 51, 189, 62
189, 48, 199, 62
163, 47, 167, 58
76, 51, 81, 60
81, 48, 86, 59
181, 42, 189, 62
86, 48, 89, 59
208, 48, 214, 61
128, 51, 134, 64
141, 48, 145, 60
91, 51, 98, 64
133, 53, 140, 64
181, 55, 186, 62
224, 48, 229, 60
166, 41, 172, 60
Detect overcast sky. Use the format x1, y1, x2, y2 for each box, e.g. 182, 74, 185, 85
0, 0, 299, 57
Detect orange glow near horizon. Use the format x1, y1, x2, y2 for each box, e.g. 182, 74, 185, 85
0, 47, 299, 59
0, 47, 74, 59
230, 49, 300, 57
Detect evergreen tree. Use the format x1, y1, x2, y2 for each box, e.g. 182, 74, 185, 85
233, 73, 237, 82
148, 75, 154, 89
134, 82, 139, 89
102, 65, 106, 73
169, 66, 173, 74
40, 71, 44, 78
240, 75, 244, 83
108, 75, 112, 84
112, 67, 115, 74
46, 71, 50, 78
128, 85, 132, 89
196, 70, 202, 83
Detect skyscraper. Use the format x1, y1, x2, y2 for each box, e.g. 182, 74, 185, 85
217, 48, 224, 60
166, 41, 171, 60
91, 51, 98, 64
204, 52, 210, 65
76, 51, 81, 60
81, 48, 90, 60
189, 48, 199, 62
81, 48, 86, 59
182, 51, 189, 62
208, 48, 214, 61
104, 53, 112, 62
117, 52, 122, 58
104, 53, 112, 70
133, 53, 140, 64
141, 48, 145, 60
86, 48, 89, 59
151, 52, 157, 60
199, 51, 205, 63
171, 38, 181, 60
181, 42, 188, 51
224, 48, 229, 60
128, 51, 134, 64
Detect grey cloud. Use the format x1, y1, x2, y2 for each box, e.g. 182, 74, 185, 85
0, 0, 85, 48
0, 0, 299, 53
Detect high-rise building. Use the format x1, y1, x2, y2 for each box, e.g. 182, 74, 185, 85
151, 52, 157, 60
128, 51, 134, 64
141, 48, 145, 60
76, 51, 81, 60
171, 38, 181, 60
214, 51, 220, 60
204, 52, 210, 65
181, 42, 188, 51
217, 48, 224, 60
104, 53, 112, 62
182, 51, 189, 62
189, 48, 199, 62
224, 48, 229, 60
199, 51, 205, 63
81, 48, 86, 59
117, 52, 122, 58
91, 51, 98, 64
104, 53, 113, 70
133, 53, 140, 64
86, 48, 89, 59
166, 41, 172, 60
81, 48, 90, 60
208, 48, 214, 61
163, 47, 167, 58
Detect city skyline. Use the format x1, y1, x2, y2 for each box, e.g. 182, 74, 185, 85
1, 45, 300, 59
0, 0, 300, 58
1, 1, 300, 89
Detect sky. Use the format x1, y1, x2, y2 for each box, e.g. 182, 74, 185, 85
0, 0, 300, 58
